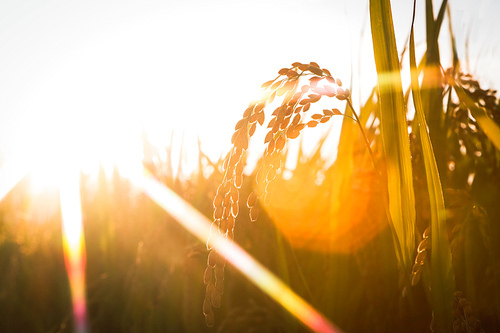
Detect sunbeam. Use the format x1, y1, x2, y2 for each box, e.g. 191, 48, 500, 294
137, 168, 342, 333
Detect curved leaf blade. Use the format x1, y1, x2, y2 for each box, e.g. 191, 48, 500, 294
410, 1, 455, 330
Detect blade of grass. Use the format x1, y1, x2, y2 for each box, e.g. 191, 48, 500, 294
370, 0, 416, 269
410, 1, 455, 331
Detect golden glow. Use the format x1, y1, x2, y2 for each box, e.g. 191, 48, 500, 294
138, 168, 343, 333
0, 157, 29, 202
0, 1, 362, 180
2, 107, 144, 196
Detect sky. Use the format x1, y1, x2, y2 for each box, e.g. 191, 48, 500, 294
0, 0, 499, 178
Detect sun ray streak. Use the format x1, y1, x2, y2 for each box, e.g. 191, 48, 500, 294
137, 168, 343, 333
59, 169, 88, 333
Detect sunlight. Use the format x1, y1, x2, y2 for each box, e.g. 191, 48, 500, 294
0, 0, 361, 179
137, 168, 343, 333
0, 157, 29, 202
1, 81, 145, 196
1, 128, 143, 201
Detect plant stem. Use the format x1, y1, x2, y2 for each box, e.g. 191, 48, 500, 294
346, 98, 379, 176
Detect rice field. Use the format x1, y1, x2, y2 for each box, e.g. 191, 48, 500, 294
1, 0, 500, 332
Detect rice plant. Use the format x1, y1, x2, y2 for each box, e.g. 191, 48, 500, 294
206, 0, 500, 331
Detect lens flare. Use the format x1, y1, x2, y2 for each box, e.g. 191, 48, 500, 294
59, 169, 88, 333
254, 151, 387, 253
138, 168, 343, 333
0, 157, 88, 331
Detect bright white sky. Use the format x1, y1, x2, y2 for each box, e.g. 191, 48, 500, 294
0, 0, 498, 180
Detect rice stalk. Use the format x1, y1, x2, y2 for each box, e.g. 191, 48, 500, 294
205, 62, 366, 326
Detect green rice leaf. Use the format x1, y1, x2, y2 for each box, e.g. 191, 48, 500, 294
410, 1, 455, 331
370, 0, 416, 269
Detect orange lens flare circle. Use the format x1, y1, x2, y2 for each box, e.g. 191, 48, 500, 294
257, 154, 387, 253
